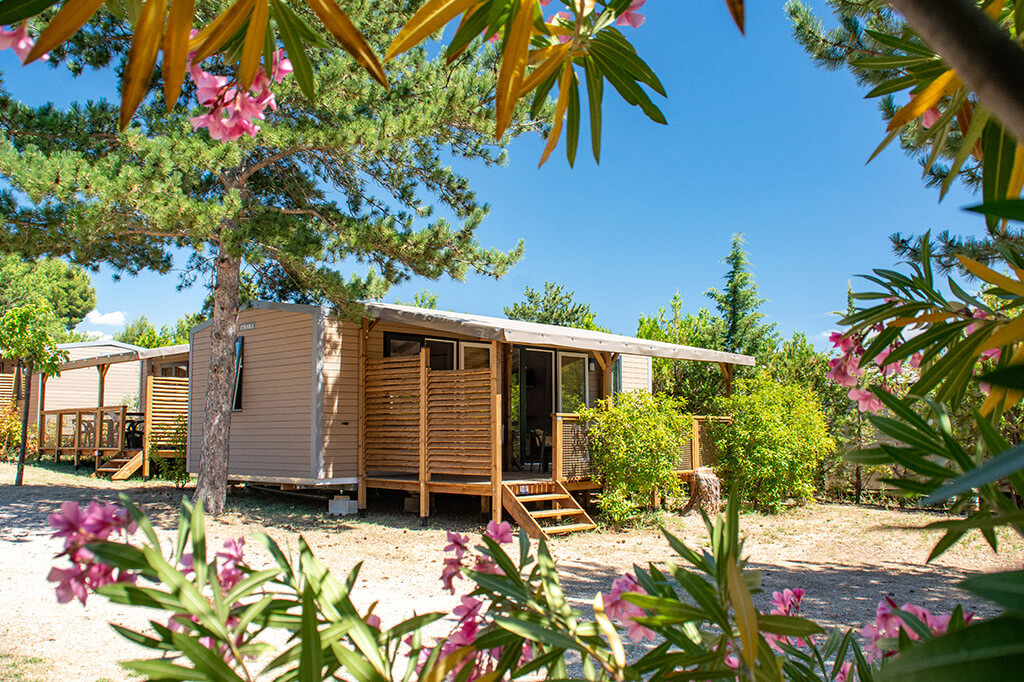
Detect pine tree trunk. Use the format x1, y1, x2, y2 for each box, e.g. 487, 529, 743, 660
14, 358, 33, 486
193, 245, 240, 515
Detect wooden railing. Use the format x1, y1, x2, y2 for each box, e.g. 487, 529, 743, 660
36, 376, 190, 474
550, 413, 733, 483
39, 405, 128, 464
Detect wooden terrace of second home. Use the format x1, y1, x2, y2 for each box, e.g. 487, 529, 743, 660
28, 344, 190, 480
354, 303, 755, 538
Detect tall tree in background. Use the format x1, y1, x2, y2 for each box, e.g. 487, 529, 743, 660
0, 1, 536, 513
0, 255, 96, 337
115, 314, 204, 349
705, 234, 779, 357
637, 293, 725, 414
504, 282, 604, 330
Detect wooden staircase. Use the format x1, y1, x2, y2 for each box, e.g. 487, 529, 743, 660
94, 451, 144, 480
501, 481, 596, 539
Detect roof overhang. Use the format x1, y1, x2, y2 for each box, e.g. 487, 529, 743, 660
56, 343, 190, 372
360, 302, 756, 366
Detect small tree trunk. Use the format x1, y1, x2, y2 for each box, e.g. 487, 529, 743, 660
193, 245, 241, 515
14, 358, 33, 486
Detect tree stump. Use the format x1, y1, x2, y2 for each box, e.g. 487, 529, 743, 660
681, 467, 721, 516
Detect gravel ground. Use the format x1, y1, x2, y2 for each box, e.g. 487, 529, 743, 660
1, 461, 1022, 681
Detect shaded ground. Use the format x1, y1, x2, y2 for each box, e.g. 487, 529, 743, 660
1, 461, 1021, 681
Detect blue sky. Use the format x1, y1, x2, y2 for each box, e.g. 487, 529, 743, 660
2, 2, 985, 347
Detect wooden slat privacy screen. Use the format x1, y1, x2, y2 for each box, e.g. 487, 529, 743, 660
364, 357, 422, 474
426, 369, 492, 477
0, 374, 14, 411
363, 357, 495, 478
146, 376, 189, 449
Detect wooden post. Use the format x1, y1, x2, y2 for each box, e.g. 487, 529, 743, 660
143, 375, 154, 478
552, 414, 563, 482
55, 412, 63, 464
357, 319, 368, 511
718, 362, 733, 397
692, 418, 702, 469
490, 341, 502, 523
73, 410, 81, 466
593, 352, 610, 400
117, 404, 126, 452
36, 375, 46, 457
418, 346, 429, 520
97, 364, 110, 407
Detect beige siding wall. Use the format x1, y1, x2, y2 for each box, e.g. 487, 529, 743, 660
620, 354, 652, 393
322, 318, 359, 479
188, 308, 315, 479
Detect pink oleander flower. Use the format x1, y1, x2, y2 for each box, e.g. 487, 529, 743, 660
861, 598, 972, 661
909, 94, 941, 128
908, 352, 923, 369
485, 520, 514, 544
454, 595, 483, 621
835, 661, 852, 682
766, 588, 808, 649
215, 538, 246, 590
875, 347, 903, 377
848, 387, 884, 414
441, 556, 463, 593
0, 22, 47, 63
365, 613, 381, 629
829, 331, 856, 354
473, 554, 504, 576
603, 572, 655, 642
615, 0, 646, 28
47, 501, 138, 604
444, 531, 471, 559
827, 355, 862, 387
188, 49, 292, 141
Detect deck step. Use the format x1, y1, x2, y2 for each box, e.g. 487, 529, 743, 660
529, 508, 586, 519
544, 523, 596, 535
501, 482, 597, 540
516, 493, 570, 503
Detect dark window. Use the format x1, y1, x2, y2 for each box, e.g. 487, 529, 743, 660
383, 332, 455, 370
232, 337, 244, 411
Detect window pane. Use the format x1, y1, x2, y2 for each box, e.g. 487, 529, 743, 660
426, 340, 454, 370
559, 355, 586, 413
232, 337, 244, 411
463, 345, 490, 369
388, 338, 421, 357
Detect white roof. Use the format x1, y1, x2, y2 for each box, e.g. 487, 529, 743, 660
362, 302, 755, 366
57, 343, 189, 372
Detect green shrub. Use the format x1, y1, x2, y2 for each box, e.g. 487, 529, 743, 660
0, 407, 34, 462
578, 391, 691, 526
152, 414, 190, 488
712, 372, 834, 513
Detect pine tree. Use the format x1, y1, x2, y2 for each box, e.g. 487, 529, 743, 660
0, 1, 538, 513
704, 234, 778, 357
504, 282, 604, 331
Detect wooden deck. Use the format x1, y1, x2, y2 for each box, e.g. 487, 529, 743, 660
36, 376, 188, 479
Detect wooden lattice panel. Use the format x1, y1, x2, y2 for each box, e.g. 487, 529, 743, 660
426, 369, 492, 477
364, 357, 421, 474
0, 374, 14, 412
560, 416, 595, 480
147, 377, 188, 447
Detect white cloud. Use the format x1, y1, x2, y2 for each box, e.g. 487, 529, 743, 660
84, 330, 113, 341
84, 310, 126, 327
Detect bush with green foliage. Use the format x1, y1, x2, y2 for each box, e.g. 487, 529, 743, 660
713, 373, 835, 513
152, 415, 190, 488
578, 391, 691, 525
